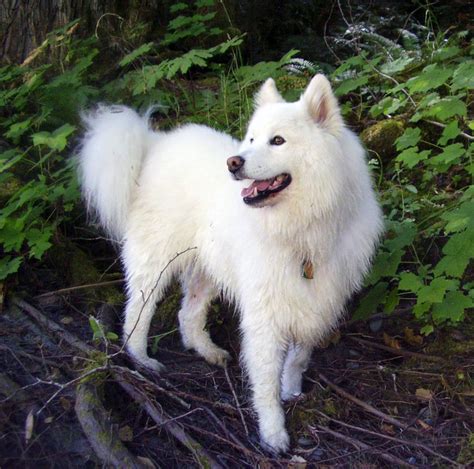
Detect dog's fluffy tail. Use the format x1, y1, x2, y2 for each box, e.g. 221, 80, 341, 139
78, 105, 153, 241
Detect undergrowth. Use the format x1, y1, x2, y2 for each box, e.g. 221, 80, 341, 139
0, 0, 472, 333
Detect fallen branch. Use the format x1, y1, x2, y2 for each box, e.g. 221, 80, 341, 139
12, 297, 94, 354
116, 377, 223, 469
35, 279, 125, 298
75, 381, 147, 468
224, 365, 249, 436
314, 410, 461, 467
347, 336, 445, 363
315, 373, 409, 430
310, 424, 415, 467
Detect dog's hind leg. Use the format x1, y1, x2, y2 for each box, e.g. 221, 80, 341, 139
281, 342, 312, 401
179, 270, 230, 367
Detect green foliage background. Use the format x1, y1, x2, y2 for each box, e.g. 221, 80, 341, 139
0, 0, 472, 332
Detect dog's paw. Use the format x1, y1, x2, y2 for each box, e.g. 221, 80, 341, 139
136, 356, 166, 374
202, 346, 231, 368
281, 389, 302, 401
260, 428, 290, 454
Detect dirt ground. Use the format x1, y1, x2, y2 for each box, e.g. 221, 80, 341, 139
0, 269, 473, 468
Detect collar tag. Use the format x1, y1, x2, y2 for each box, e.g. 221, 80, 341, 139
302, 259, 314, 279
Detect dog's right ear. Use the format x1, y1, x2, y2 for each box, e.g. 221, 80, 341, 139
254, 78, 284, 108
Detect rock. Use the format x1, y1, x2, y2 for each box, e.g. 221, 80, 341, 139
360, 119, 405, 162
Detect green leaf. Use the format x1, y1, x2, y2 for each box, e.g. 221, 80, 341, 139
437, 121, 460, 145
397, 147, 430, 168
0, 255, 22, 280
170, 2, 188, 13
119, 43, 154, 67
380, 56, 414, 75
398, 272, 423, 292
432, 290, 472, 324
428, 143, 466, 168
420, 324, 434, 335
0, 149, 24, 173
406, 64, 452, 93
395, 128, 421, 151
352, 282, 388, 320
434, 229, 474, 278
417, 277, 458, 304
5, 118, 32, 143
26, 227, 53, 259
452, 61, 474, 91
334, 76, 368, 97
423, 96, 467, 121
32, 123, 76, 151
441, 201, 474, 233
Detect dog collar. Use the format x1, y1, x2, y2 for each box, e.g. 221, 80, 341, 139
302, 259, 314, 279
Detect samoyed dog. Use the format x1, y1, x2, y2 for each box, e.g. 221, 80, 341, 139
78, 74, 383, 452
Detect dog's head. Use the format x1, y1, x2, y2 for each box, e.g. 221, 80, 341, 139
227, 74, 350, 213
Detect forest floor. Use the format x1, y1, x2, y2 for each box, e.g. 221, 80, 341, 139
0, 256, 473, 468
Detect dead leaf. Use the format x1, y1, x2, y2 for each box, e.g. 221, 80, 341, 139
59, 396, 71, 411
381, 423, 396, 435
44, 416, 54, 424
383, 332, 401, 349
404, 327, 423, 346
417, 419, 433, 431
415, 388, 433, 401
119, 425, 133, 442
60, 316, 74, 325
25, 409, 34, 443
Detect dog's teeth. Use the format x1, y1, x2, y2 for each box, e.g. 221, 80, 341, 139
252, 187, 258, 197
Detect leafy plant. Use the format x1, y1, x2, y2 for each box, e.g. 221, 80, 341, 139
339, 32, 473, 332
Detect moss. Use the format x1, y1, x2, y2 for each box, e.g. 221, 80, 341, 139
360, 119, 405, 162
457, 433, 474, 465
153, 283, 182, 330
49, 240, 123, 305
0, 175, 22, 205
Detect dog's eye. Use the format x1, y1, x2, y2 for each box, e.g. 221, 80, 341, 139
250, 138, 254, 143
270, 136, 285, 146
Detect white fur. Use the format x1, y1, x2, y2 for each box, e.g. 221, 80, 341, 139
77, 74, 383, 453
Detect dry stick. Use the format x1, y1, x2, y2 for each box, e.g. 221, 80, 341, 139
310, 425, 415, 468
14, 297, 223, 466
316, 373, 409, 431
35, 279, 125, 298
347, 336, 445, 363
314, 410, 461, 467
224, 365, 249, 436
12, 297, 94, 354
117, 378, 223, 469
75, 381, 147, 469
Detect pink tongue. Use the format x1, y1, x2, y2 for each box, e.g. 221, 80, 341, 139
241, 179, 272, 197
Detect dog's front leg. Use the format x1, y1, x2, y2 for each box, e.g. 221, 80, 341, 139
241, 326, 289, 453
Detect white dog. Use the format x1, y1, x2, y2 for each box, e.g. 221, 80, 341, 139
78, 75, 383, 452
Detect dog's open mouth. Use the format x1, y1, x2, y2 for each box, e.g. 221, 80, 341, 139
241, 173, 292, 205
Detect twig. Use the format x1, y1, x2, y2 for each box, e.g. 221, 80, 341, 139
310, 425, 415, 467
347, 336, 445, 362
426, 120, 474, 141
224, 365, 249, 436
116, 377, 223, 469
315, 373, 408, 430
75, 381, 147, 468
35, 279, 124, 298
314, 410, 461, 467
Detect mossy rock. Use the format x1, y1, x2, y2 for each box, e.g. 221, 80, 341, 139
48, 240, 123, 306
360, 119, 405, 162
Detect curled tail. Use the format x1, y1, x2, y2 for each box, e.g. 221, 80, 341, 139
78, 105, 152, 241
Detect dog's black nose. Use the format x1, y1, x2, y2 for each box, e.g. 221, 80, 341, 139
227, 155, 245, 174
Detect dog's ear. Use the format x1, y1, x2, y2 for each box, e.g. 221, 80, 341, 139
301, 74, 343, 133
255, 78, 284, 108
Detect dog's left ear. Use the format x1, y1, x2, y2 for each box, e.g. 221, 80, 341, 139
255, 78, 285, 108
301, 74, 343, 133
